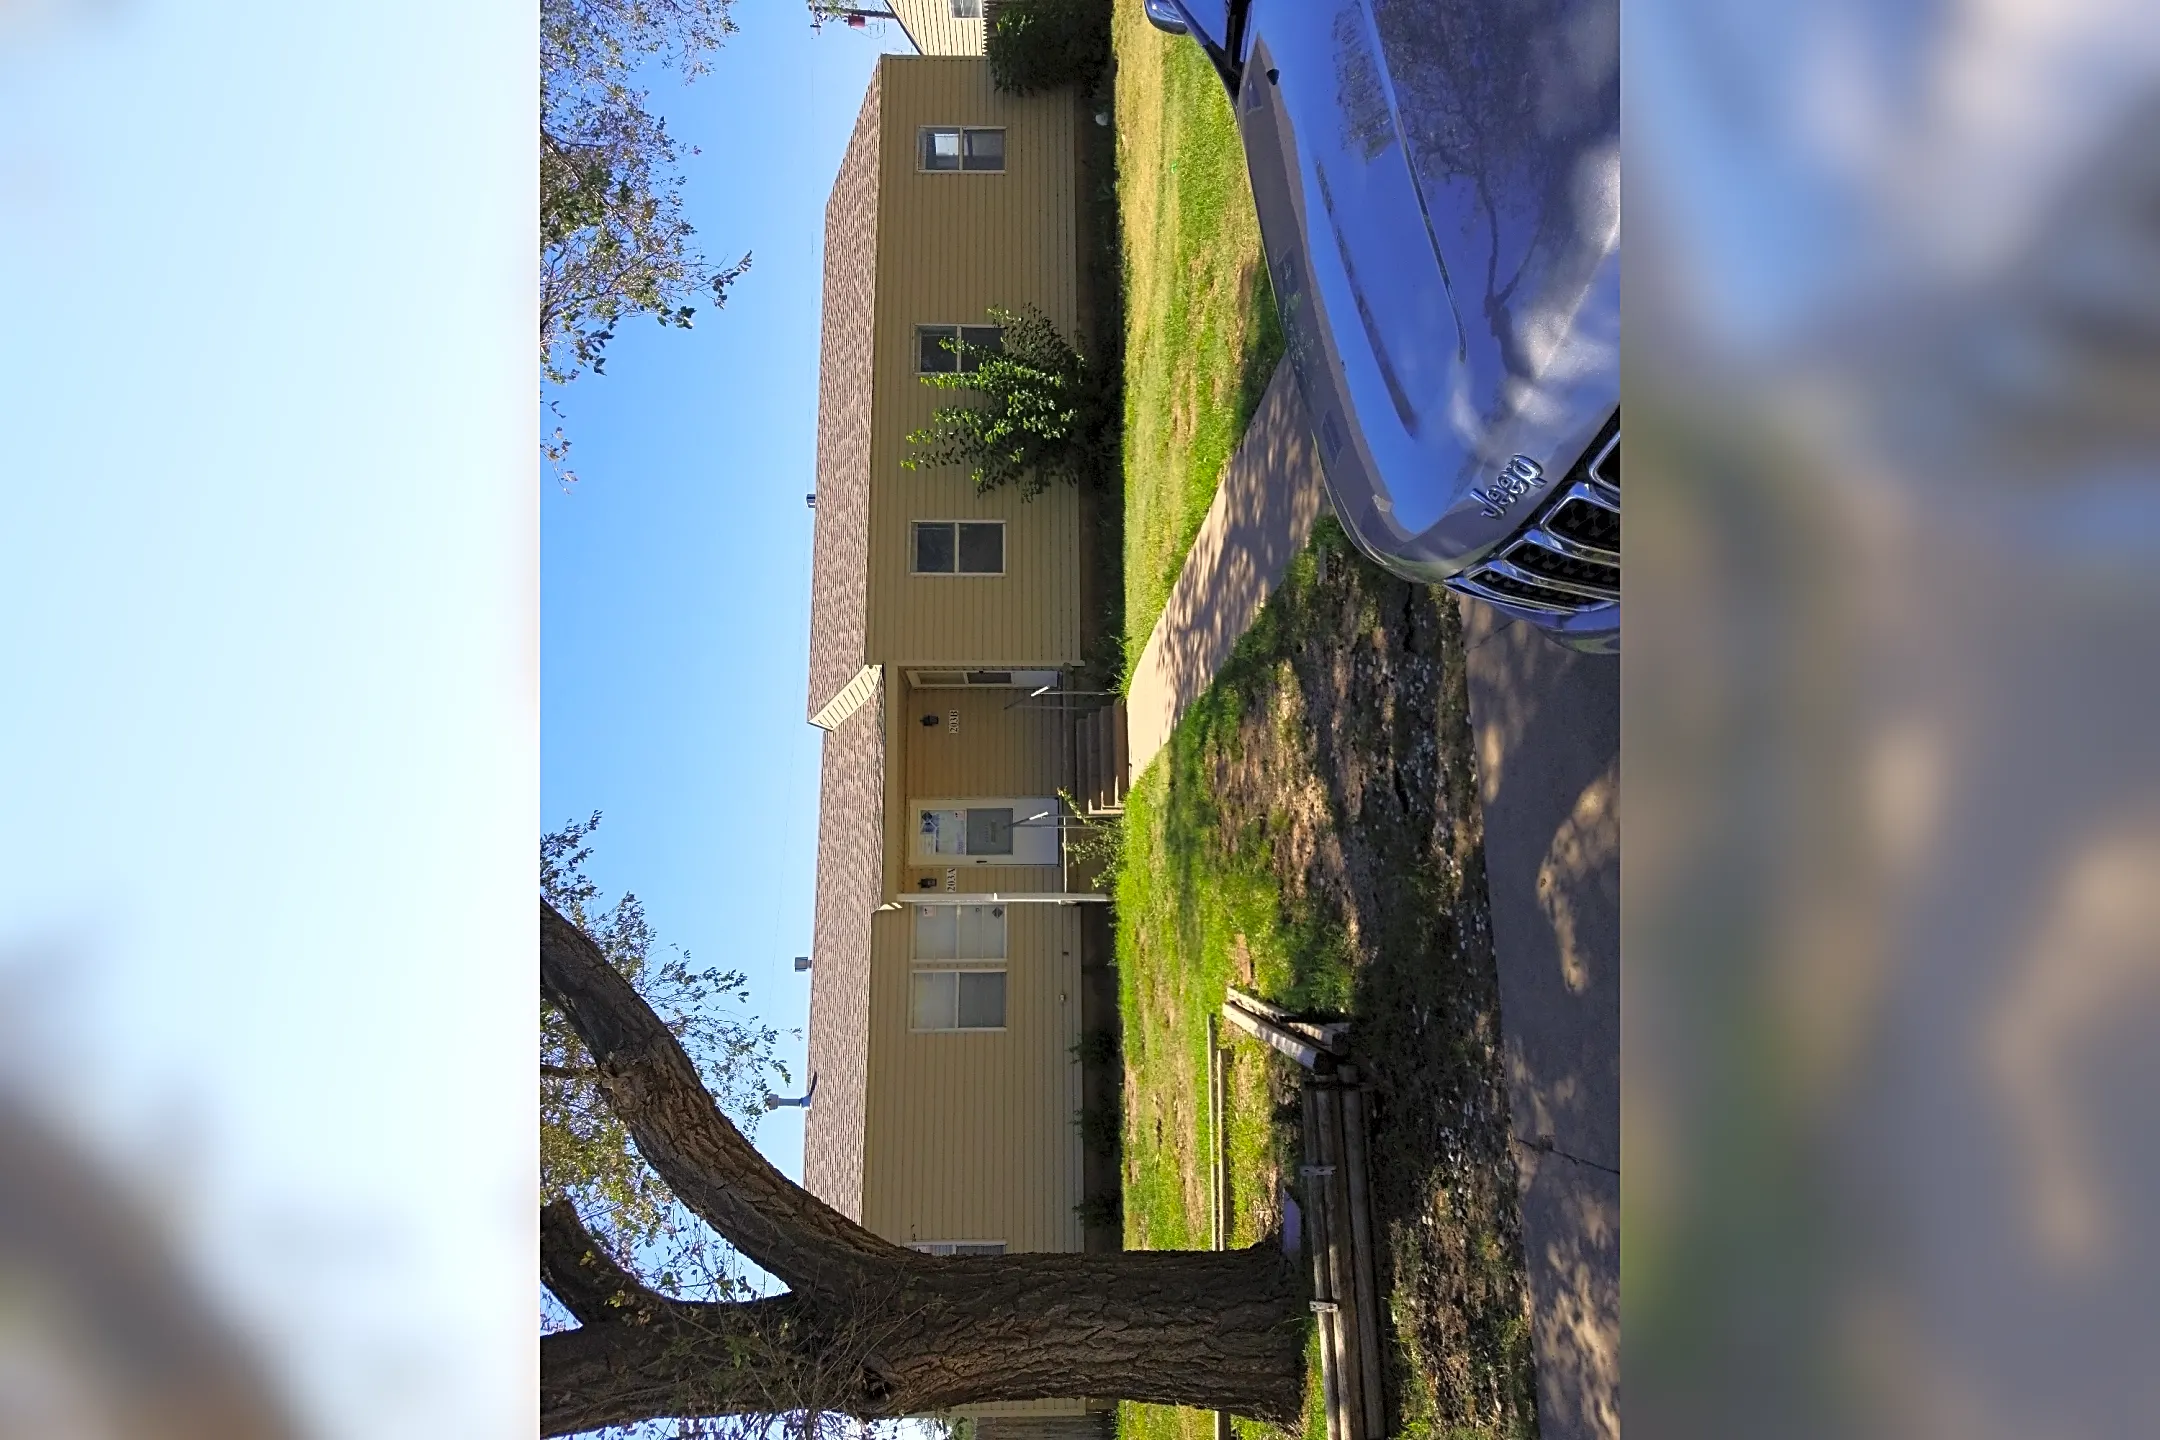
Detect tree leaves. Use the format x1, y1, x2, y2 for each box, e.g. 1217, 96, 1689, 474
903, 306, 1112, 499
540, 0, 752, 389
986, 0, 1113, 97
541, 813, 791, 1313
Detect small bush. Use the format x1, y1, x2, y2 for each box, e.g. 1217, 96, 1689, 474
1073, 1193, 1122, 1230
1057, 792, 1126, 876
1074, 1103, 1122, 1156
986, 0, 1112, 96
905, 305, 1112, 498
1069, 1028, 1119, 1067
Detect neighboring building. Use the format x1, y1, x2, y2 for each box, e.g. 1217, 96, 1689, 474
890, 0, 988, 56
798, 55, 1122, 1417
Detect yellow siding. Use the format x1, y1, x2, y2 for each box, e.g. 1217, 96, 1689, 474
902, 686, 1066, 795
847, 56, 1090, 1280
891, 0, 987, 56
860, 902, 1086, 1252
866, 57, 1085, 677
881, 666, 910, 899
900, 684, 1072, 896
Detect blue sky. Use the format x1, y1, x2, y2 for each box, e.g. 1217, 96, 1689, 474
541, 6, 912, 1190
0, 0, 911, 1433
0, 2, 538, 1430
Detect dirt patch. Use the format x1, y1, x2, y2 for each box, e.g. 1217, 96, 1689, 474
1189, 525, 1538, 1439
1230, 932, 1255, 988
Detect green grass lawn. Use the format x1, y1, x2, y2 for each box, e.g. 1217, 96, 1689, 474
1115, 551, 1346, 1440
1112, 2, 1284, 673
1114, 525, 1539, 1440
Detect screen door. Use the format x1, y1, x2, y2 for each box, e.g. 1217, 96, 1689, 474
911, 797, 1060, 866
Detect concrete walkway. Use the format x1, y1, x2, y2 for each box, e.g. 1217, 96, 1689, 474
1124, 360, 1325, 784
1461, 605, 1620, 1440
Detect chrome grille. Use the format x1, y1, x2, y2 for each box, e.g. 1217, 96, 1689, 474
1505, 540, 1618, 594
1448, 417, 1620, 616
1584, 423, 1618, 491
1547, 496, 1618, 553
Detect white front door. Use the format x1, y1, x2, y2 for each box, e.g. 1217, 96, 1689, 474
911, 797, 1061, 867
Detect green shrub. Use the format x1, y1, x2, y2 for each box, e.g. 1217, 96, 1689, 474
985, 0, 1112, 97
1057, 792, 1126, 876
1074, 1103, 1122, 1156
1069, 1027, 1120, 1067
1073, 1193, 1122, 1230
904, 304, 1112, 499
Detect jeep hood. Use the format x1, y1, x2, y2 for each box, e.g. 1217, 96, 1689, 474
1242, 0, 1620, 561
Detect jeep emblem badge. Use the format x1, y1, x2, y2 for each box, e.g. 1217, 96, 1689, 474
1471, 455, 1545, 519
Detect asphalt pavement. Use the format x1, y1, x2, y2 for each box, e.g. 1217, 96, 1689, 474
1461, 603, 1620, 1440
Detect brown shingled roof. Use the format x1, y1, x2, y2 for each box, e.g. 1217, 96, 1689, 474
806, 77, 881, 721
800, 76, 888, 1220
800, 686, 885, 1219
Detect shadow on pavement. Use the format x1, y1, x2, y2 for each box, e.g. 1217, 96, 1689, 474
1462, 603, 1620, 1440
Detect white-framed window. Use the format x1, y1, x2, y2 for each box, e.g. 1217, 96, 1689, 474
913, 520, 1005, 576
910, 967, 1007, 1031
917, 323, 1005, 374
920, 126, 1006, 173
910, 1240, 1004, 1256
910, 902, 1008, 1032
914, 902, 1008, 961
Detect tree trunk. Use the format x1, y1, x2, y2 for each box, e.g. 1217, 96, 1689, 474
543, 1244, 1308, 1437
538, 900, 1312, 1437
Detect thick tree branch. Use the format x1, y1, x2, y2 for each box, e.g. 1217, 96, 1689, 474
540, 899, 904, 1298
542, 1291, 827, 1438
539, 1198, 670, 1326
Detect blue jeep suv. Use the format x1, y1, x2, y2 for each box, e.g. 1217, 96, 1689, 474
1144, 0, 1621, 652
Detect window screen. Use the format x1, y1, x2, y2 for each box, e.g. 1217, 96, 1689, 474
962, 129, 1005, 171
964, 807, 1015, 856
918, 324, 957, 373
911, 971, 955, 1028
914, 903, 1007, 961
956, 522, 1003, 573
957, 970, 1006, 1028
914, 522, 957, 574
910, 969, 1006, 1030
915, 905, 959, 958
913, 522, 1004, 575
949, 0, 983, 17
